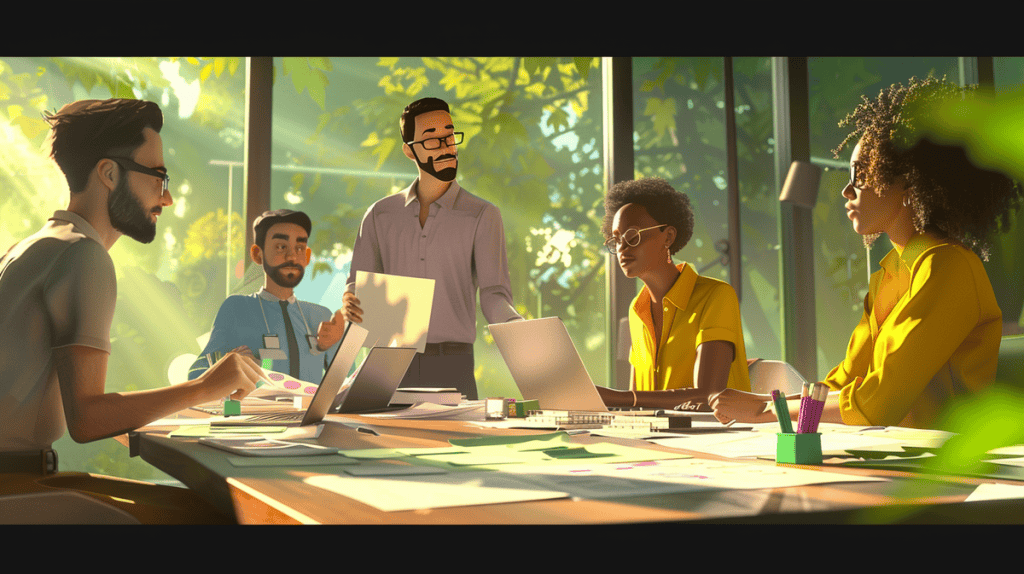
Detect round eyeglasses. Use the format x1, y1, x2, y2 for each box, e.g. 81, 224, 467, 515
604, 224, 668, 253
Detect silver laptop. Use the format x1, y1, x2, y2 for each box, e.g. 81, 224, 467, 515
488, 317, 608, 412
213, 323, 369, 427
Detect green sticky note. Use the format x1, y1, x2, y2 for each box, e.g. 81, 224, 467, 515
449, 431, 569, 448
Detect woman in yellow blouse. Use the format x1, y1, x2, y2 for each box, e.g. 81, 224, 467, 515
710, 77, 1023, 429
597, 178, 750, 410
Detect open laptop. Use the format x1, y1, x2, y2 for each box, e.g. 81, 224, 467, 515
212, 323, 376, 427
331, 347, 419, 414
488, 317, 608, 412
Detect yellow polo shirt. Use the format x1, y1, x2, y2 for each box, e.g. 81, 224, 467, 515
629, 263, 751, 392
822, 233, 1002, 429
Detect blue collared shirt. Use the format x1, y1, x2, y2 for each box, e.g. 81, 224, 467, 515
189, 288, 339, 384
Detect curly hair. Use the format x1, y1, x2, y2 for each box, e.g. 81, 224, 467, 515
833, 76, 1023, 260
602, 178, 694, 255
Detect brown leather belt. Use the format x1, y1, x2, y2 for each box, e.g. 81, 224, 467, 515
0, 449, 58, 474
421, 342, 474, 356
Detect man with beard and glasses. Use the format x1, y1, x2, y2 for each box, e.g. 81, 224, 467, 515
0, 99, 260, 523
190, 210, 344, 384
342, 97, 522, 401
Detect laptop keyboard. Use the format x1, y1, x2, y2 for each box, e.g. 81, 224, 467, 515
223, 412, 305, 424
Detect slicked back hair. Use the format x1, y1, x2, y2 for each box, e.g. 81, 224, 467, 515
400, 97, 451, 144
45, 99, 163, 194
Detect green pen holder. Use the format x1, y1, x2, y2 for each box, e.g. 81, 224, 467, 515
776, 433, 822, 465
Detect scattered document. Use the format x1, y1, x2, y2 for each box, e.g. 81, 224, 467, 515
305, 471, 569, 512
964, 483, 1024, 502
355, 271, 434, 352
199, 437, 339, 457
501, 457, 886, 500
987, 457, 1024, 468
362, 401, 484, 420
650, 429, 904, 459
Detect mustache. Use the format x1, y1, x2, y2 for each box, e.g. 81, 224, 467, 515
432, 154, 457, 162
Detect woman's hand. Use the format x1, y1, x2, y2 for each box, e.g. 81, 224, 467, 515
708, 388, 776, 425
596, 385, 633, 408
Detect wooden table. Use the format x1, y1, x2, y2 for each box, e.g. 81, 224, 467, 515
130, 414, 1024, 524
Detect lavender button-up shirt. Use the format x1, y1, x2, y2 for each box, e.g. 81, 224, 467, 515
346, 180, 521, 344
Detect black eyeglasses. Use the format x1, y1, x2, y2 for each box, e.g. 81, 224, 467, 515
407, 132, 464, 151
106, 157, 169, 194
604, 224, 668, 253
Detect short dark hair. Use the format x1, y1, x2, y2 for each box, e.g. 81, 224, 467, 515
253, 209, 312, 250
44, 99, 164, 194
834, 76, 1023, 260
400, 97, 451, 143
602, 178, 695, 255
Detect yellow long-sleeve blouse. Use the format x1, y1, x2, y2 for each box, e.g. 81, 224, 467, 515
822, 233, 1002, 429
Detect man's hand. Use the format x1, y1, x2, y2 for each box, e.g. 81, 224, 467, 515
54, 346, 263, 444
341, 292, 363, 324
317, 309, 346, 351
229, 345, 257, 362
194, 352, 261, 402
708, 388, 775, 425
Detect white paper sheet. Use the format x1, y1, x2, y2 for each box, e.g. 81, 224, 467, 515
501, 457, 885, 499
354, 271, 434, 352
965, 483, 1024, 502
650, 428, 908, 459
305, 471, 569, 512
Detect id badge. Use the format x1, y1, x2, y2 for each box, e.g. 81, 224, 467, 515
307, 334, 319, 351
259, 334, 287, 360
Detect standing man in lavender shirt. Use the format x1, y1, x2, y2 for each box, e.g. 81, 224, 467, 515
341, 97, 522, 400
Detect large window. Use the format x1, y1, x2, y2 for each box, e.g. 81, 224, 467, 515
0, 57, 247, 480
4, 56, 1020, 483
268, 57, 608, 396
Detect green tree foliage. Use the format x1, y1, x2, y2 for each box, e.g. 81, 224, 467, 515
287, 57, 609, 391
1, 57, 247, 478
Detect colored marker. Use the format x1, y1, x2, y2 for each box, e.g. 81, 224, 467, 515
772, 390, 794, 434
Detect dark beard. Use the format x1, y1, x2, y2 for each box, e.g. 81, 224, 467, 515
264, 260, 305, 289
417, 154, 457, 182
108, 177, 157, 244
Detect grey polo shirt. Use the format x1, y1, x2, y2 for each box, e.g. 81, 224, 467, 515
346, 180, 520, 345
0, 211, 115, 451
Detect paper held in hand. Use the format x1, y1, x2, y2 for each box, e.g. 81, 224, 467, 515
354, 271, 434, 352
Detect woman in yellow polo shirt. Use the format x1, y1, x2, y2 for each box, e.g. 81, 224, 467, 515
596, 178, 751, 410
710, 76, 1023, 429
